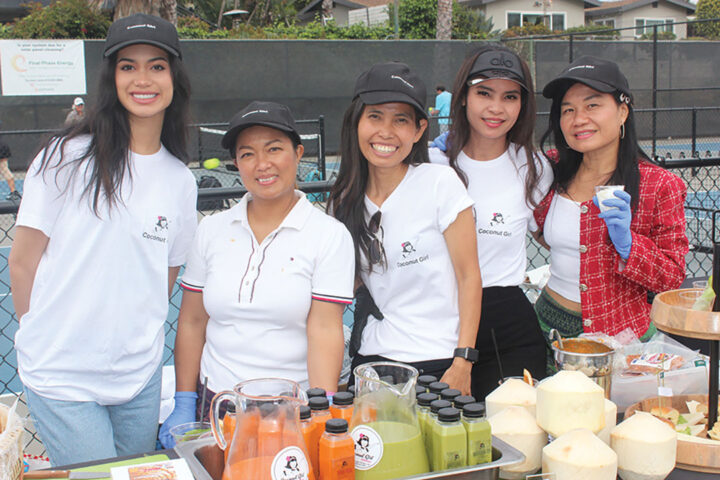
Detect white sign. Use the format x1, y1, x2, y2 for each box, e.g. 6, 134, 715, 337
0, 40, 86, 96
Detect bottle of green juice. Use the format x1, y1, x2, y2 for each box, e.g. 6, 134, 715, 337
426, 399, 451, 470
462, 403, 492, 465
416, 392, 437, 444
430, 407, 467, 471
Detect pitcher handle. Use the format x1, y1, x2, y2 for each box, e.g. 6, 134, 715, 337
210, 390, 235, 450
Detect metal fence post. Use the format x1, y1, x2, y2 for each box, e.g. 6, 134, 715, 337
652, 24, 658, 160
691, 108, 697, 156
318, 115, 326, 180
569, 34, 573, 63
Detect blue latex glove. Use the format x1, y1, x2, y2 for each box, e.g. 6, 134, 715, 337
158, 391, 198, 449
430, 131, 449, 152
593, 190, 633, 260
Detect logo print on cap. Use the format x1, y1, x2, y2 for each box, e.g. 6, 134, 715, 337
241, 109, 270, 118
127, 23, 157, 30
490, 54, 514, 68
390, 75, 415, 89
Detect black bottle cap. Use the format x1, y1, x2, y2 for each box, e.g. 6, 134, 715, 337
325, 418, 349, 433
417, 392, 438, 407
440, 388, 461, 401
333, 392, 354, 406
415, 385, 426, 395
428, 382, 449, 394
309, 396, 329, 411
307, 388, 327, 398
348, 385, 356, 395
438, 407, 461, 422
463, 402, 486, 418
453, 395, 476, 409
418, 375, 438, 388
430, 399, 452, 414
299, 405, 311, 420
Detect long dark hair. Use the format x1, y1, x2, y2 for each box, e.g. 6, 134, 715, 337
35, 50, 191, 214
539, 86, 643, 209
328, 97, 429, 275
446, 45, 543, 208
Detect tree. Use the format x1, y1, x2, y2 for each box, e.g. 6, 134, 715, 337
395, 0, 493, 39
87, 0, 177, 23
695, 0, 720, 38
436, 0, 451, 39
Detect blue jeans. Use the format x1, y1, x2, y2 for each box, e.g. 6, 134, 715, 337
25, 365, 162, 466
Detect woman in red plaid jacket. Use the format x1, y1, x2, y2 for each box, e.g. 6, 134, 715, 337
533, 56, 688, 360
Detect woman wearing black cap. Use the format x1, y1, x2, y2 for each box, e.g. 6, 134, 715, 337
9, 14, 196, 464
159, 101, 355, 448
329, 62, 482, 395
534, 56, 687, 358
429, 45, 552, 400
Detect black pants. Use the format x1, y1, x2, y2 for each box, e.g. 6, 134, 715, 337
472, 286, 546, 401
349, 354, 453, 386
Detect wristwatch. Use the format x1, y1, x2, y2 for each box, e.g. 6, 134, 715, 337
453, 347, 479, 364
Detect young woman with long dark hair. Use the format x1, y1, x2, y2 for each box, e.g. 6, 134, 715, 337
9, 14, 197, 465
534, 56, 688, 357
329, 62, 482, 394
429, 45, 552, 400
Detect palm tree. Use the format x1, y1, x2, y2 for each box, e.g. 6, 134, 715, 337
436, 0, 451, 40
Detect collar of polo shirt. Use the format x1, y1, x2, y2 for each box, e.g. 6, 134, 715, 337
231, 190, 313, 231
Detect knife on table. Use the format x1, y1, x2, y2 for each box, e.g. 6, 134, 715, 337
24, 471, 111, 479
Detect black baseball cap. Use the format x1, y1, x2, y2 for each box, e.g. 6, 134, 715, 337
466, 49, 528, 90
104, 13, 182, 59
542, 55, 632, 105
221, 101, 302, 152
353, 62, 428, 119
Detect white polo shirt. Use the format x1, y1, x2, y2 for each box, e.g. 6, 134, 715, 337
180, 191, 355, 392
15, 135, 198, 404
358, 163, 474, 362
429, 145, 553, 287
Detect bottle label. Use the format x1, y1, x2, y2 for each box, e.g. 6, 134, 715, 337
271, 446, 311, 480
469, 439, 492, 464
351, 425, 384, 470
444, 450, 465, 469
331, 455, 355, 479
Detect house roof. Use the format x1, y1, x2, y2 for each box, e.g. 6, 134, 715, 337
297, 0, 366, 20
349, 0, 394, 7
585, 0, 695, 16
461, 0, 601, 8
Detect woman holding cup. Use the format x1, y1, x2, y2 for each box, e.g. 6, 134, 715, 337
534, 56, 688, 355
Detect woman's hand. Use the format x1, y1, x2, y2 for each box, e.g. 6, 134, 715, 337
594, 190, 633, 260
440, 358, 472, 395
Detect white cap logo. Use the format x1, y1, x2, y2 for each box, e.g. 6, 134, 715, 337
567, 65, 595, 72
391, 75, 414, 89
241, 109, 269, 118
126, 23, 157, 30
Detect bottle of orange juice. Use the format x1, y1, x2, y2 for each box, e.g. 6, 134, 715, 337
299, 405, 317, 472
309, 397, 332, 474
329, 392, 354, 422
319, 418, 354, 480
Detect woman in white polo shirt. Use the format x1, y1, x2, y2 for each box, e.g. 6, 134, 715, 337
429, 46, 552, 400
159, 101, 354, 448
9, 14, 197, 465
329, 62, 482, 395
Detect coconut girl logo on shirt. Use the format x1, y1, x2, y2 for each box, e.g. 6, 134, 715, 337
271, 447, 310, 480
478, 211, 512, 238
351, 426, 384, 470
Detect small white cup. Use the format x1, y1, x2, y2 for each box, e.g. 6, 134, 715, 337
595, 185, 625, 212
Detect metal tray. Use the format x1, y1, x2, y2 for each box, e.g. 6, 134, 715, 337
175, 435, 525, 480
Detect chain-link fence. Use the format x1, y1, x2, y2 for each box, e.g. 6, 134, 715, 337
1, 157, 718, 455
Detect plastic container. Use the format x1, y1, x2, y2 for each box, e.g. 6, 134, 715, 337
416, 392, 438, 445
462, 403, 492, 465
319, 418, 354, 480
299, 405, 316, 473
310, 397, 332, 474
427, 399, 452, 470
430, 407, 467, 471
330, 392, 354, 422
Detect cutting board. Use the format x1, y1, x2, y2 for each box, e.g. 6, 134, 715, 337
30, 454, 171, 479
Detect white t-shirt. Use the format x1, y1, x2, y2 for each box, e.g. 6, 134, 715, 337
359, 163, 474, 362
544, 194, 581, 303
15, 135, 198, 404
181, 192, 355, 392
429, 145, 553, 287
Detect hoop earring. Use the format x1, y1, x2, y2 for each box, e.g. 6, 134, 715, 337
620, 123, 626, 140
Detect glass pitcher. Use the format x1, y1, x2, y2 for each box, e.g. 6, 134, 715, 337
350, 362, 429, 479
210, 378, 315, 480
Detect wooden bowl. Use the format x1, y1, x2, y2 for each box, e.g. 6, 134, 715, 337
625, 394, 720, 473
650, 289, 720, 340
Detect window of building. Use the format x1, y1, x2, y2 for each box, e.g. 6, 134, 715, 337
507, 11, 566, 30
635, 18, 674, 36
594, 19, 615, 28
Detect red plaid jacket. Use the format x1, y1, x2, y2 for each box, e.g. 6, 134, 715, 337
534, 160, 688, 337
